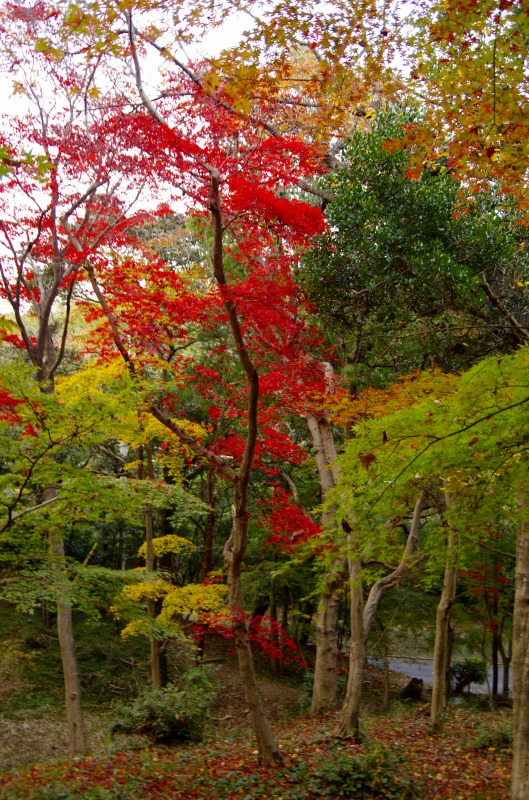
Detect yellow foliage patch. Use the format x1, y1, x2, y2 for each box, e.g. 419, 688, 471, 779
137, 535, 196, 560
160, 583, 228, 621
123, 578, 171, 603
120, 619, 151, 639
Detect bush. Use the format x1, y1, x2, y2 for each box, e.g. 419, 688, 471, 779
196, 744, 419, 799
312, 746, 419, 799
111, 666, 216, 744
450, 659, 487, 695
469, 720, 513, 754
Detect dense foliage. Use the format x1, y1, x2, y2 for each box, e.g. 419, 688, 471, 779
0, 0, 527, 795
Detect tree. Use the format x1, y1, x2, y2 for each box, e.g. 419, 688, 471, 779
60, 67, 328, 761
306, 412, 347, 715
302, 106, 529, 388
328, 345, 529, 795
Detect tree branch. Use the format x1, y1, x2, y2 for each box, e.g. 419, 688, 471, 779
0, 495, 61, 535
480, 273, 529, 343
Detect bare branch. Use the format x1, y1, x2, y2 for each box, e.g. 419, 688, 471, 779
480, 273, 529, 343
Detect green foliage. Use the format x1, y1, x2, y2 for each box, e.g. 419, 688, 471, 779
450, 659, 487, 695
111, 667, 217, 744
468, 719, 513, 754
198, 743, 419, 799
302, 105, 529, 386
310, 746, 419, 799
0, 607, 150, 713
330, 347, 529, 578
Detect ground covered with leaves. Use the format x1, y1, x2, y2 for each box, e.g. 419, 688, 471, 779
0, 622, 512, 799
0, 703, 512, 799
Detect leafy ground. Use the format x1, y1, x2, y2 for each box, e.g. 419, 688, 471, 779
0, 612, 512, 799
0, 706, 511, 800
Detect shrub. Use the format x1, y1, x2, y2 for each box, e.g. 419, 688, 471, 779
111, 666, 216, 744
450, 659, 487, 695
312, 746, 419, 799
469, 720, 513, 754
196, 744, 419, 799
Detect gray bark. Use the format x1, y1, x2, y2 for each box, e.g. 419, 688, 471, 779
307, 414, 347, 714
512, 492, 529, 799
47, 486, 87, 755
335, 529, 364, 739
363, 490, 427, 639
431, 495, 457, 733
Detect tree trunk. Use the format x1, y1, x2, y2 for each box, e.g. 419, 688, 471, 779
499, 634, 512, 698
200, 465, 216, 582
307, 413, 347, 714
41, 601, 51, 628
281, 598, 289, 633
48, 497, 87, 755
205, 170, 280, 764
140, 443, 164, 690
224, 486, 282, 765
446, 620, 455, 702
42, 375, 87, 755
335, 545, 364, 740
431, 515, 457, 732
311, 559, 347, 713
512, 493, 529, 800
492, 628, 500, 698
363, 490, 427, 640
143, 500, 163, 689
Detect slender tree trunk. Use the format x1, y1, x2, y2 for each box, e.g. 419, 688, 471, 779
492, 629, 500, 697
512, 492, 529, 800
144, 503, 162, 689
224, 486, 282, 765
311, 560, 346, 713
47, 486, 87, 755
335, 542, 364, 740
41, 376, 87, 755
41, 600, 51, 628
446, 620, 455, 702
307, 413, 347, 714
363, 490, 427, 639
431, 504, 458, 732
200, 465, 216, 582
140, 444, 163, 690
334, 491, 426, 728
208, 170, 281, 765
499, 633, 512, 698
281, 598, 289, 633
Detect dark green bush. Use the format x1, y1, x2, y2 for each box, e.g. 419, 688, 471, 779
469, 720, 513, 754
312, 746, 418, 799
450, 659, 487, 695
196, 744, 419, 799
111, 666, 216, 744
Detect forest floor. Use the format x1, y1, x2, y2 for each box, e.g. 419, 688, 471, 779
0, 634, 512, 800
